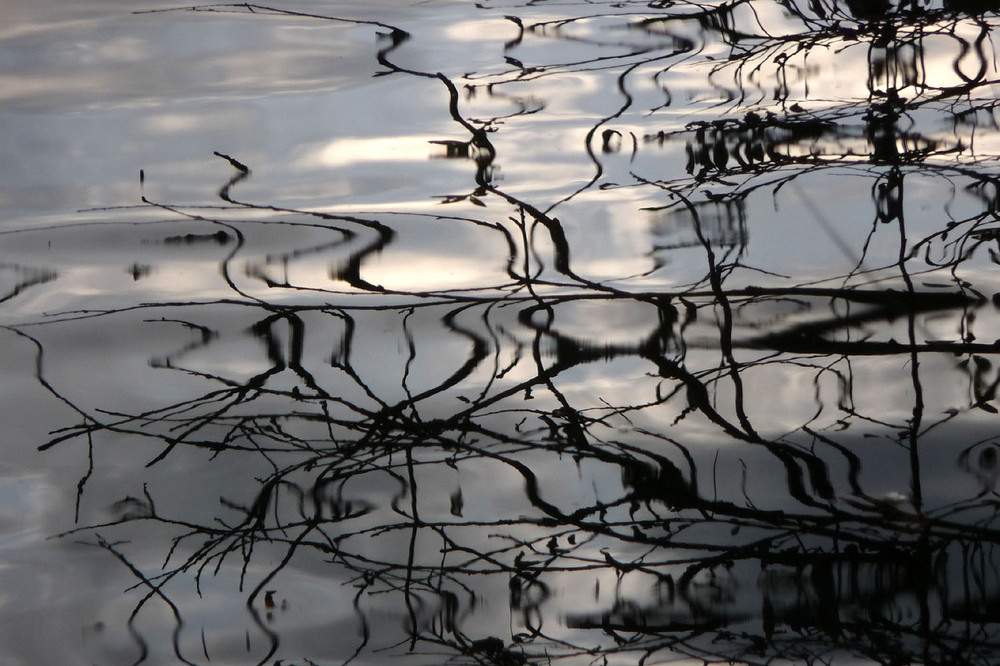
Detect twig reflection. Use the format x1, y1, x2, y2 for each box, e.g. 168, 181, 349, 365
12, 1, 1000, 665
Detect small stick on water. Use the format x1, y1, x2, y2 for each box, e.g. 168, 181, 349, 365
213, 151, 250, 174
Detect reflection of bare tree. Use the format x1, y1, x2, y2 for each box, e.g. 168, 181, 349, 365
13, 1, 1000, 665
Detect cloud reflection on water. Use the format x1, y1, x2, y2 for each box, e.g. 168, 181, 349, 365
6, 1, 1000, 665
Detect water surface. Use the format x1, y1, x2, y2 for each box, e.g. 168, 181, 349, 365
4, 1, 1000, 664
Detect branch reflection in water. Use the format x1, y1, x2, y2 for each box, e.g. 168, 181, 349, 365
8, 0, 1000, 664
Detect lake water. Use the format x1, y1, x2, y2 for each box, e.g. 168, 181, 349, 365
4, 1, 1000, 664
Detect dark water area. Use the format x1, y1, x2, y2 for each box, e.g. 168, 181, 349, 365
6, 1, 1000, 664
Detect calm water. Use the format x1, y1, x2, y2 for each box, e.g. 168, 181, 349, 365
4, 1, 1000, 664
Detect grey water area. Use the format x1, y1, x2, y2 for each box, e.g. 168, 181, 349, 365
6, 0, 1000, 664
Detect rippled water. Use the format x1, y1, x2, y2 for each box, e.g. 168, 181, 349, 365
5, 1, 1000, 664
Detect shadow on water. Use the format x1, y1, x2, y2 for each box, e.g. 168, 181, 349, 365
10, 1, 1000, 664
